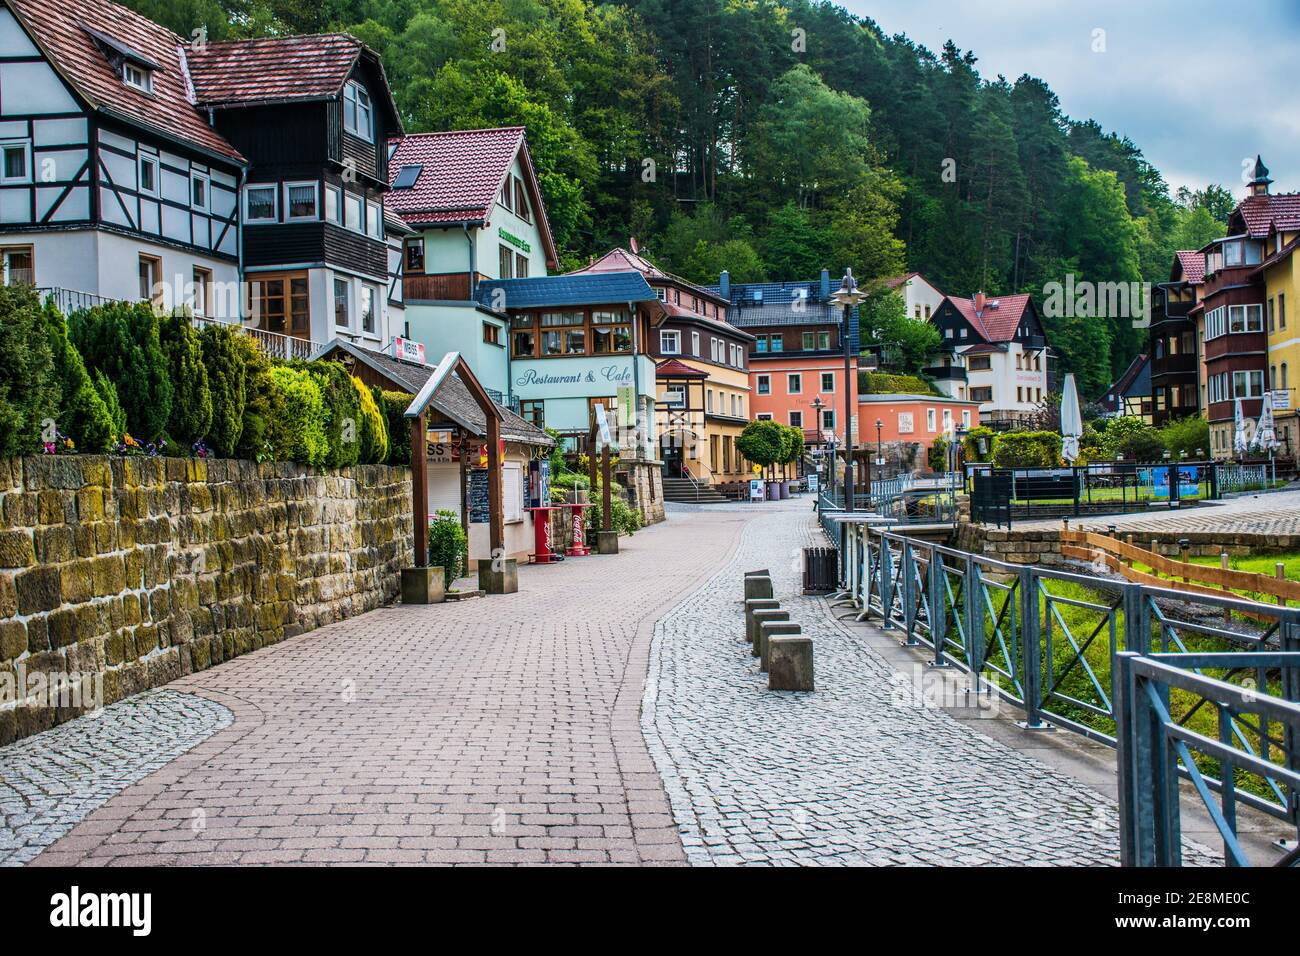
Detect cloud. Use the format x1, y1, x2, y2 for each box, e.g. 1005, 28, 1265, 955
843, 0, 1300, 194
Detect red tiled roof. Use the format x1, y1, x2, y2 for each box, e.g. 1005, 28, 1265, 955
1231, 193, 1300, 238
386, 128, 557, 267
186, 34, 362, 108
947, 293, 1031, 343
1172, 250, 1205, 285
655, 358, 708, 378
6, 0, 243, 163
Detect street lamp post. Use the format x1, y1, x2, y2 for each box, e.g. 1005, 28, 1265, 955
831, 269, 865, 512
811, 395, 824, 510
875, 418, 884, 473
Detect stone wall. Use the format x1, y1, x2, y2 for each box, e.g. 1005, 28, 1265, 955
618, 457, 665, 525
0, 455, 412, 745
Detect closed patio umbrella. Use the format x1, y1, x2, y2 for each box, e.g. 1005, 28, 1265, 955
1232, 398, 1250, 458
1060, 373, 1083, 464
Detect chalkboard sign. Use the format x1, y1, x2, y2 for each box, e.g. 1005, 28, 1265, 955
468, 469, 490, 523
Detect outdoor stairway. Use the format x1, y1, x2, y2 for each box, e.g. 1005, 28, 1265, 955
662, 476, 730, 504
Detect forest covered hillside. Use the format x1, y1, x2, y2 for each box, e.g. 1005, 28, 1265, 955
128, 0, 1235, 396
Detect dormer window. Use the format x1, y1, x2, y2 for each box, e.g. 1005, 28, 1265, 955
343, 81, 373, 142
123, 62, 153, 93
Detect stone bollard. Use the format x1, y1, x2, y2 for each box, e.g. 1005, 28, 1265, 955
401, 566, 446, 604
743, 573, 774, 602
750, 608, 789, 658
760, 621, 801, 672
744, 598, 780, 646
768, 636, 814, 692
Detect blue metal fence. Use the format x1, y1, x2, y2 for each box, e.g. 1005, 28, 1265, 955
830, 521, 1300, 864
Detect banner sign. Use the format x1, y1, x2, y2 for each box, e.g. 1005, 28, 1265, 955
749, 479, 765, 502
391, 336, 426, 364
618, 386, 634, 427
593, 402, 612, 446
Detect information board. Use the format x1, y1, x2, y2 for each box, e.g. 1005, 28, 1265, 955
468, 469, 490, 523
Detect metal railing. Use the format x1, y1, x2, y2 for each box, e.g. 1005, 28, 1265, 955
38, 286, 119, 314
834, 521, 1300, 864
191, 317, 319, 361
1217, 463, 1271, 494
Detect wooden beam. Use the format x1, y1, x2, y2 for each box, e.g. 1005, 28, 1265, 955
487, 413, 504, 558
411, 412, 428, 567
601, 444, 613, 532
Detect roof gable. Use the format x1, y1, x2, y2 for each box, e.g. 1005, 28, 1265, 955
1172, 250, 1205, 285
945, 293, 1033, 343
5, 0, 243, 163
386, 127, 557, 268
1229, 193, 1300, 239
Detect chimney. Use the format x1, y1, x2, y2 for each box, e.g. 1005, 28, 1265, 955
820, 268, 830, 300
973, 292, 986, 314
720, 270, 731, 300
629, 236, 639, 254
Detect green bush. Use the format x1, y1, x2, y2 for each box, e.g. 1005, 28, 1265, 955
587, 490, 643, 536
351, 375, 389, 465
266, 364, 328, 466
157, 311, 212, 445
428, 510, 468, 587
1159, 415, 1209, 460
93, 370, 126, 445
70, 301, 172, 441
42, 303, 115, 452
375, 389, 414, 465
306, 360, 361, 468
736, 419, 785, 475
232, 334, 273, 462
200, 323, 247, 458
0, 285, 59, 457
991, 430, 1062, 468
962, 425, 996, 463
928, 435, 949, 472
859, 371, 938, 396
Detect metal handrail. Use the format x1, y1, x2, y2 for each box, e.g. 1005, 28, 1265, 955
832, 520, 1300, 863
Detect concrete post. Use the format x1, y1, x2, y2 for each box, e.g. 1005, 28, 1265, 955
744, 598, 780, 645
744, 575, 774, 601
768, 636, 814, 691
760, 621, 802, 672
751, 608, 790, 658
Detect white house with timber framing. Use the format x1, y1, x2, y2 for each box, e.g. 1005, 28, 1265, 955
0, 0, 243, 316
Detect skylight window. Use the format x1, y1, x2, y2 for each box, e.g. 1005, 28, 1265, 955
392, 165, 422, 190
123, 62, 153, 93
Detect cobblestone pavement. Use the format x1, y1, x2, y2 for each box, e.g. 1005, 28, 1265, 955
21, 508, 749, 866
0, 691, 232, 866
643, 499, 1217, 866
1015, 488, 1300, 534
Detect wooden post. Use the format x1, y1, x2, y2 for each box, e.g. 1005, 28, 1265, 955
487, 413, 504, 559
1179, 539, 1191, 583
1277, 563, 1287, 607
601, 444, 613, 532
411, 412, 428, 567
588, 423, 599, 490
1219, 553, 1233, 624
458, 434, 470, 540
1124, 534, 1134, 569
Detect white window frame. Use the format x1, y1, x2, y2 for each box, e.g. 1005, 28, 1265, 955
190, 171, 210, 212
787, 373, 802, 394
691, 331, 700, 356
283, 181, 319, 221
789, 410, 803, 428
333, 276, 351, 329
137, 152, 159, 196
244, 184, 278, 223
927, 408, 937, 432
664, 384, 686, 408
344, 193, 362, 232
123, 62, 153, 93
343, 81, 374, 142
324, 184, 342, 224
0, 139, 31, 185
756, 374, 770, 395
660, 330, 680, 354
366, 200, 383, 239
360, 284, 377, 336
821, 372, 834, 392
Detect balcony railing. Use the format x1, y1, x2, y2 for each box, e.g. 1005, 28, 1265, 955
921, 364, 967, 382
404, 272, 477, 302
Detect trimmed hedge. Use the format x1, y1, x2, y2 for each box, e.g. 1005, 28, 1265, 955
352, 375, 389, 465
70, 301, 173, 441
200, 322, 247, 459
859, 371, 938, 396
267, 365, 328, 467
306, 360, 361, 468
375, 389, 414, 466
157, 311, 212, 446
991, 430, 1062, 468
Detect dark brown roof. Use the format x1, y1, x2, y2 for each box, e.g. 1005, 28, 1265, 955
6, 0, 244, 163
317, 340, 552, 446
1230, 193, 1300, 238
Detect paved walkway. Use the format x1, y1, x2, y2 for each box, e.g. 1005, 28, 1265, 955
1015, 487, 1300, 535
643, 501, 1216, 865
19, 509, 750, 866
3, 496, 1219, 866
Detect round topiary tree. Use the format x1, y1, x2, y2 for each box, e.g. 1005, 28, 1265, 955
736, 419, 784, 481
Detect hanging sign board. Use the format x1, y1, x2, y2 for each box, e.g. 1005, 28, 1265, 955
391, 337, 426, 364
594, 402, 613, 446
617, 386, 635, 427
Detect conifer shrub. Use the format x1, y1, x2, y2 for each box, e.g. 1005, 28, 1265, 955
0, 285, 59, 457
199, 322, 247, 458
351, 375, 389, 464
69, 301, 173, 441
232, 333, 273, 462
42, 303, 115, 452
305, 360, 361, 468
374, 389, 414, 465
428, 510, 469, 587
157, 311, 212, 446
93, 370, 126, 444
266, 364, 328, 467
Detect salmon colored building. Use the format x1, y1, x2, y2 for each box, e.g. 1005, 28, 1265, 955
857, 393, 981, 448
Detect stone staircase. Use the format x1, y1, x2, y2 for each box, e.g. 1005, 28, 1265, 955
662, 475, 730, 504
